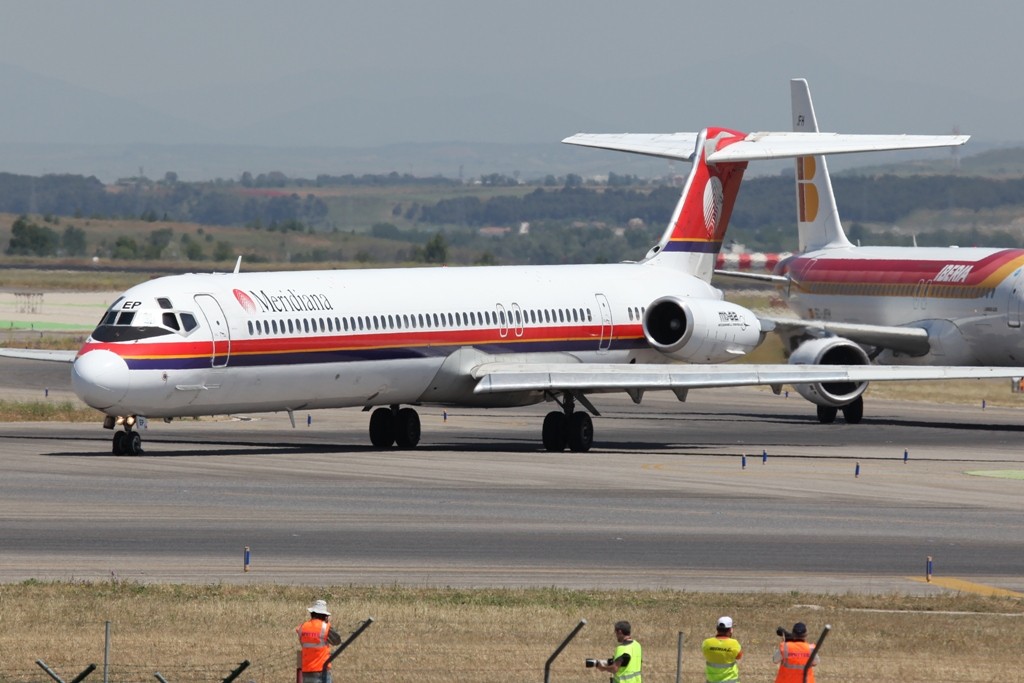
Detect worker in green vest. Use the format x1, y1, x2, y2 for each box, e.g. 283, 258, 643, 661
594, 620, 642, 683
702, 616, 742, 683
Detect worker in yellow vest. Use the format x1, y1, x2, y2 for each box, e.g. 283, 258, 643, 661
296, 599, 342, 683
702, 616, 742, 683
773, 622, 817, 683
593, 620, 642, 682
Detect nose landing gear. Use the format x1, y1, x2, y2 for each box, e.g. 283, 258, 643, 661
105, 415, 144, 456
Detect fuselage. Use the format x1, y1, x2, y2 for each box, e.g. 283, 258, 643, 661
71, 261, 720, 418
781, 246, 1024, 365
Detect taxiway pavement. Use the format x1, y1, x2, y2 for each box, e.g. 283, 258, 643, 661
0, 358, 1021, 595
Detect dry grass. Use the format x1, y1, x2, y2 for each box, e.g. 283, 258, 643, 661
0, 583, 1020, 683
0, 400, 96, 422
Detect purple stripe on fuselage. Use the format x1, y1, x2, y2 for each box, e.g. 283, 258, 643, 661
662, 240, 722, 253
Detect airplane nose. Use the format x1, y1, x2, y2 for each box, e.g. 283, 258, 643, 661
72, 349, 130, 410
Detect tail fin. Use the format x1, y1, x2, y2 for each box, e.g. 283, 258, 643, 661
791, 78, 852, 252
643, 127, 749, 281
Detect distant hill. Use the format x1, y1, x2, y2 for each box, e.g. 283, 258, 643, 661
838, 143, 1024, 178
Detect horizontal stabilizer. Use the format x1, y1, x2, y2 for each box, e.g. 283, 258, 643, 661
563, 132, 970, 163
713, 269, 790, 285
564, 133, 701, 161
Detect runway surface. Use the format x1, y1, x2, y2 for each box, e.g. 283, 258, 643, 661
1, 358, 1021, 595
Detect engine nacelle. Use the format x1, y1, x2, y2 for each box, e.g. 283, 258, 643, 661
789, 337, 870, 407
643, 296, 763, 364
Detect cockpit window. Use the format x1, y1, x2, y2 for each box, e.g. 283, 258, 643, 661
91, 299, 203, 342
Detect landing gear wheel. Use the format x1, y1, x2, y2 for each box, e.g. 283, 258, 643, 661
369, 408, 396, 448
126, 430, 143, 456
816, 405, 838, 424
542, 411, 567, 452
842, 396, 864, 424
112, 430, 128, 455
395, 408, 421, 449
567, 412, 594, 453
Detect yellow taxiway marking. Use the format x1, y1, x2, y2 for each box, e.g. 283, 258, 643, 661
908, 576, 1024, 598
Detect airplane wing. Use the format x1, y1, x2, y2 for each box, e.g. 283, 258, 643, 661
472, 361, 1015, 395
768, 318, 931, 356
562, 132, 970, 162
0, 348, 77, 363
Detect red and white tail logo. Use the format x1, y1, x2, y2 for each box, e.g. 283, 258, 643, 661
645, 127, 749, 281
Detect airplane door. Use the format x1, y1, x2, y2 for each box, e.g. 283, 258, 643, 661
495, 303, 509, 338
194, 294, 231, 367
1008, 269, 1024, 328
595, 293, 613, 352
913, 279, 931, 311
510, 303, 524, 338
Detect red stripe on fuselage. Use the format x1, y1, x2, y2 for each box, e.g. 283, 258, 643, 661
787, 249, 1024, 288
78, 324, 648, 362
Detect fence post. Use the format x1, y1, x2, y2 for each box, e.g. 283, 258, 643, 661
36, 661, 97, 683
675, 631, 684, 683
803, 625, 831, 683
104, 621, 111, 683
544, 619, 587, 683
36, 660, 66, 683
319, 617, 375, 683
222, 660, 250, 683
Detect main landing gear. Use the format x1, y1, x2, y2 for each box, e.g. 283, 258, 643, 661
105, 415, 144, 455
542, 392, 595, 453
368, 405, 421, 449
815, 396, 864, 424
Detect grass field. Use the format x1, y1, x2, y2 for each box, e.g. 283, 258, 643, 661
1, 583, 1021, 683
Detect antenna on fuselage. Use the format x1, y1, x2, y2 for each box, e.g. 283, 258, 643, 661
233, 255, 242, 274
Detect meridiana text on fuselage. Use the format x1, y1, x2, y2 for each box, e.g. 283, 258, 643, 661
234, 288, 334, 315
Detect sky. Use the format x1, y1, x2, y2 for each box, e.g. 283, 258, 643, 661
0, 0, 1022, 176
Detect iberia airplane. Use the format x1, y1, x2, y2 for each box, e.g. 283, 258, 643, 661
5, 121, 1021, 455
775, 79, 1024, 423
572, 80, 1024, 426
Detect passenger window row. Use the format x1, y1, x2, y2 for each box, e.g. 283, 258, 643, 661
245, 306, 596, 337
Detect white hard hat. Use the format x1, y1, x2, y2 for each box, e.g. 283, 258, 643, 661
308, 599, 330, 616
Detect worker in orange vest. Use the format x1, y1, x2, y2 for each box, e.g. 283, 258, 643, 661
773, 622, 817, 683
296, 599, 342, 683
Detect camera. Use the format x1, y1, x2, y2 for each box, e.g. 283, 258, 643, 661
585, 658, 611, 668
776, 626, 793, 640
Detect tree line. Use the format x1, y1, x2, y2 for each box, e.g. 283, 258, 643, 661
0, 172, 329, 230
4, 170, 1024, 263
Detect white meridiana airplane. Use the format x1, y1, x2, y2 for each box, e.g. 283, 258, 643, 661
573, 80, 1024, 426
6, 123, 1022, 455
